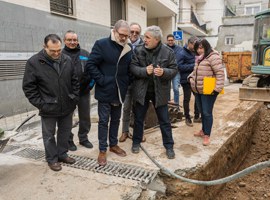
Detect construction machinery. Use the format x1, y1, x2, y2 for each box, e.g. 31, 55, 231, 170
239, 9, 270, 102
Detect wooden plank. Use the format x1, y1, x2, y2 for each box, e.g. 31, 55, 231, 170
239, 87, 270, 102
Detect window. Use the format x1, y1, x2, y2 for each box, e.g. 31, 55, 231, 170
50, 0, 74, 16
225, 36, 234, 45
244, 4, 261, 15
110, 0, 126, 27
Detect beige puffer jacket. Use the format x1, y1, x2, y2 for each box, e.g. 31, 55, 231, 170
188, 51, 224, 94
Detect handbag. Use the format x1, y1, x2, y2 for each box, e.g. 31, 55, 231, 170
203, 77, 224, 95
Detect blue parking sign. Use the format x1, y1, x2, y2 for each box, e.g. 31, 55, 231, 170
173, 31, 183, 40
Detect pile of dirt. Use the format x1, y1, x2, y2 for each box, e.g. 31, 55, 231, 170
216, 106, 270, 200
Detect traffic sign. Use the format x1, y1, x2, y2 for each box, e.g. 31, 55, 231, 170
173, 30, 183, 40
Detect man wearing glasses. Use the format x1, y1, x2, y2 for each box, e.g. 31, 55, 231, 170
62, 30, 94, 151
166, 34, 182, 106
23, 34, 79, 171
85, 20, 132, 166
119, 22, 145, 143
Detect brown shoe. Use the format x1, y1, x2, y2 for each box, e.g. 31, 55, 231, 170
119, 132, 128, 142
48, 162, 62, 171
98, 151, 107, 166
59, 156, 76, 164
142, 135, 146, 143
109, 145, 127, 157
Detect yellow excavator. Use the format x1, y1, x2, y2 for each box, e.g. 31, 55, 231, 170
239, 9, 270, 102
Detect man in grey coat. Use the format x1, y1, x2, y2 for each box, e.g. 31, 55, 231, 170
130, 26, 177, 159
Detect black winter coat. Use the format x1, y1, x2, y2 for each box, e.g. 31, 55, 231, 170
62, 45, 94, 96
22, 50, 80, 117
85, 35, 132, 104
130, 43, 177, 107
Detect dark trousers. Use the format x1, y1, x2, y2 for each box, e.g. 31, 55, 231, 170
98, 102, 122, 152
132, 93, 174, 149
41, 112, 73, 164
181, 83, 200, 118
69, 92, 91, 143
195, 93, 217, 136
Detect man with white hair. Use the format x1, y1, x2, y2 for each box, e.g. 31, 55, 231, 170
130, 25, 177, 159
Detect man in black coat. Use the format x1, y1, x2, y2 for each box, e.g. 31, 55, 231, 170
130, 25, 177, 159
62, 30, 94, 151
85, 20, 132, 166
23, 34, 79, 171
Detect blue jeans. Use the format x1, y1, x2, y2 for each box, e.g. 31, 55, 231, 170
171, 73, 180, 104
132, 93, 174, 149
98, 102, 122, 152
195, 93, 217, 136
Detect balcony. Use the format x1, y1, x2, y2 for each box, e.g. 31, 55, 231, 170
178, 10, 207, 36
147, 0, 178, 18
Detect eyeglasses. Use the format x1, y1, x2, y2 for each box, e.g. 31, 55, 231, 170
65, 39, 78, 42
131, 30, 140, 35
116, 30, 129, 38
167, 39, 174, 42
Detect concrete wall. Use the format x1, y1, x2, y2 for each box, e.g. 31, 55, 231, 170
1, 0, 111, 27
226, 0, 269, 15
0, 1, 110, 116
127, 0, 147, 31
216, 15, 254, 52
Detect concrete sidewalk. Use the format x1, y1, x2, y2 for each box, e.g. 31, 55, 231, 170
0, 83, 244, 200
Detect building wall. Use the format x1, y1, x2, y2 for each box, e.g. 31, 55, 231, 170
0, 1, 110, 116
227, 0, 269, 15
1, 0, 111, 27
126, 0, 147, 31
216, 16, 254, 52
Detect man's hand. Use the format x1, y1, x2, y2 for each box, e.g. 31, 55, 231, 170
154, 65, 164, 77
146, 64, 154, 75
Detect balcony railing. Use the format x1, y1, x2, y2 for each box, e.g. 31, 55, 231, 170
191, 11, 207, 32
170, 0, 178, 5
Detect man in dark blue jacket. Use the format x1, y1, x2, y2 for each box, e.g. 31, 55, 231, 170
23, 34, 79, 171
62, 30, 94, 151
85, 20, 132, 166
177, 36, 200, 127
166, 34, 182, 105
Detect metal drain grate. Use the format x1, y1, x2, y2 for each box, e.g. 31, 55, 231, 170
13, 148, 45, 160
12, 148, 158, 184
1, 145, 20, 153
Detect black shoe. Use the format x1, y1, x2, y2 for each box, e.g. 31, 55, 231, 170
79, 140, 93, 148
185, 117, 193, 127
68, 141, 77, 151
166, 148, 175, 159
131, 144, 140, 154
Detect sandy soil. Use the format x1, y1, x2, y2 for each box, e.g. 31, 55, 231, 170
216, 106, 270, 200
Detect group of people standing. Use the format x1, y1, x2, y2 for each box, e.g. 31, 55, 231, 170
22, 19, 224, 171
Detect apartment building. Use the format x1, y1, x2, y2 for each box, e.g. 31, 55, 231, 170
216, 0, 269, 52
0, 0, 178, 116
177, 0, 225, 47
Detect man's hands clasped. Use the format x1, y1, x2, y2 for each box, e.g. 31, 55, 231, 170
146, 64, 164, 77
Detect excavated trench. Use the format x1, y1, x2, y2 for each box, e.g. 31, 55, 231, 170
156, 102, 270, 200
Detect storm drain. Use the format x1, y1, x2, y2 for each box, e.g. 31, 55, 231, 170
11, 147, 158, 184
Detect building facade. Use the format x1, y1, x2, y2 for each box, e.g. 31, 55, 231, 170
0, 0, 178, 116
216, 0, 269, 52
